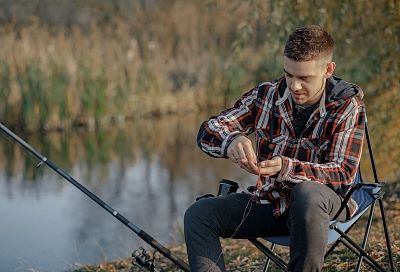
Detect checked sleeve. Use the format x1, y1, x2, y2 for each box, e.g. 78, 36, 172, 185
196, 86, 261, 158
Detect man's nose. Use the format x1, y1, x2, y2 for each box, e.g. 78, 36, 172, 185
290, 79, 302, 91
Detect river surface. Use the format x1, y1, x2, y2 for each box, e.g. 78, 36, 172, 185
0, 114, 398, 272
0, 115, 256, 272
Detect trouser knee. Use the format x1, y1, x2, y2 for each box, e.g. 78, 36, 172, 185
291, 182, 327, 208
290, 182, 328, 223
184, 198, 218, 235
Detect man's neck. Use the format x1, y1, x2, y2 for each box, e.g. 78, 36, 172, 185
295, 103, 316, 111
305, 80, 326, 106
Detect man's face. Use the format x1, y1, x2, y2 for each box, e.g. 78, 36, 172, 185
283, 56, 335, 106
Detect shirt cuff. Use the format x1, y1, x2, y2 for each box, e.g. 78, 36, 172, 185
275, 156, 293, 183
221, 131, 245, 156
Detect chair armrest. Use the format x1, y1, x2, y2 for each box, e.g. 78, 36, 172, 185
360, 183, 385, 198
332, 182, 384, 221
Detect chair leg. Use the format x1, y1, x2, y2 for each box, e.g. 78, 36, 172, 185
378, 198, 396, 272
263, 243, 275, 272
340, 238, 386, 272
366, 124, 396, 271
333, 226, 386, 272
249, 239, 288, 271
324, 222, 357, 259
355, 203, 375, 271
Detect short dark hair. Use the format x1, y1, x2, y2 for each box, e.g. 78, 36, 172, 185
284, 25, 334, 61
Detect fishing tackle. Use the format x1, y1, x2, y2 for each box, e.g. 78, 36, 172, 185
132, 247, 155, 271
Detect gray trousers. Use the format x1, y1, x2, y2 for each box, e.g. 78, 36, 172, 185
184, 181, 347, 272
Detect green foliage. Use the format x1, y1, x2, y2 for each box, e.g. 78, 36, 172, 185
0, 62, 11, 119
80, 67, 108, 126
0, 0, 398, 130
16, 62, 47, 131
49, 67, 70, 121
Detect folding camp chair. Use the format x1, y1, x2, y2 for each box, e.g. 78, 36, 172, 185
249, 123, 396, 272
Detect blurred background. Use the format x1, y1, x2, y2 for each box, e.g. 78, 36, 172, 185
0, 0, 399, 271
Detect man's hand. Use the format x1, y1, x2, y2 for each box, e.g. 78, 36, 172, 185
227, 135, 259, 175
258, 156, 282, 177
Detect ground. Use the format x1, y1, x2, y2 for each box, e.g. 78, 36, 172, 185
73, 199, 400, 272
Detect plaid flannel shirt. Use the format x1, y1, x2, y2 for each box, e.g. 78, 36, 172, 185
197, 76, 366, 218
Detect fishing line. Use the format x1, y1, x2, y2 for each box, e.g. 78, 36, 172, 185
209, 164, 262, 271
210, 194, 256, 271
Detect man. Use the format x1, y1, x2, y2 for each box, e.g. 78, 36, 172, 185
184, 25, 365, 272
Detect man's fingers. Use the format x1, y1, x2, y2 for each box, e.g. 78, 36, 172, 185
235, 138, 257, 165
227, 150, 236, 162
236, 142, 258, 174
241, 160, 258, 172
227, 147, 241, 162
236, 143, 248, 161
259, 166, 280, 176
243, 141, 257, 164
238, 161, 259, 175
259, 158, 280, 167
257, 157, 283, 176
227, 136, 244, 161
227, 136, 258, 172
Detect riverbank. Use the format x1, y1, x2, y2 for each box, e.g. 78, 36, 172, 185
72, 198, 400, 272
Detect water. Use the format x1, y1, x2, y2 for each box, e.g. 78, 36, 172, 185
0, 116, 254, 272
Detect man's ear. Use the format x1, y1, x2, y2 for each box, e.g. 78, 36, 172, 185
324, 61, 336, 78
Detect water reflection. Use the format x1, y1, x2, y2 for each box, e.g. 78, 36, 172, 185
0, 115, 255, 272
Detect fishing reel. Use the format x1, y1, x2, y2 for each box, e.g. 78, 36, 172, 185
132, 247, 155, 272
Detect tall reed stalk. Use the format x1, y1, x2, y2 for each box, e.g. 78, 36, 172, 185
0, 0, 398, 131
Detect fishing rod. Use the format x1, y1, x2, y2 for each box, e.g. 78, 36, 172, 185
0, 122, 190, 272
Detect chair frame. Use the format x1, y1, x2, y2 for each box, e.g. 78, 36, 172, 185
249, 123, 397, 272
